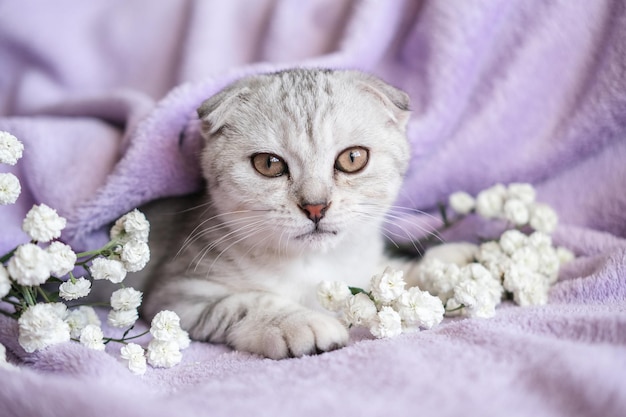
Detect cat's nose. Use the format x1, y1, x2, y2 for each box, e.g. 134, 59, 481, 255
298, 202, 330, 224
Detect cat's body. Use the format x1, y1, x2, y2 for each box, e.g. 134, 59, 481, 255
140, 69, 421, 358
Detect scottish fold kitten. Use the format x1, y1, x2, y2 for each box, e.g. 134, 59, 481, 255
141, 69, 421, 359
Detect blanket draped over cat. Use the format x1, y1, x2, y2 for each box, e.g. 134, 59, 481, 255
0, 1, 625, 417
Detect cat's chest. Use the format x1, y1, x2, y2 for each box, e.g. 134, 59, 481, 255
235, 236, 384, 309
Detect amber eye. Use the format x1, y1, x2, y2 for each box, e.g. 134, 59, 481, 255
335, 147, 369, 173
251, 153, 288, 177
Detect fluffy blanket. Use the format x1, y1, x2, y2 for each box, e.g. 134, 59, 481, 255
1, 1, 625, 416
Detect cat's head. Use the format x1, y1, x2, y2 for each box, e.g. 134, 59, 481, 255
197, 69, 410, 254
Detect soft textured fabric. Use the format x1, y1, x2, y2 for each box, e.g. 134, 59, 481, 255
0, 1, 625, 416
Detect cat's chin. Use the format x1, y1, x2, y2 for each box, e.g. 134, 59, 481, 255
292, 229, 341, 252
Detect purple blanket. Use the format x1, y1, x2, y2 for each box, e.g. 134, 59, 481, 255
1, 1, 625, 416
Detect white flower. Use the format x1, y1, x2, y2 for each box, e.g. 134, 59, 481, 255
0, 264, 11, 298
317, 280, 352, 312
394, 287, 444, 329
498, 229, 528, 256
120, 343, 147, 375
503, 264, 549, 306
46, 241, 77, 277
7, 243, 51, 286
475, 184, 507, 219
510, 246, 541, 273
120, 240, 150, 272
59, 277, 91, 301
528, 231, 552, 250
0, 131, 24, 165
175, 327, 191, 350
0, 173, 21, 205
449, 191, 475, 215
18, 303, 70, 353
110, 287, 143, 311
556, 247, 575, 265
79, 324, 106, 351
110, 209, 150, 244
503, 199, 530, 226
477, 241, 510, 278
90, 258, 127, 283
529, 203, 558, 234
344, 293, 377, 326
22, 204, 67, 242
107, 308, 139, 328
64, 306, 101, 339
150, 310, 182, 341
147, 339, 182, 368
453, 263, 503, 318
507, 183, 536, 205
369, 306, 403, 339
370, 267, 406, 304
418, 259, 462, 303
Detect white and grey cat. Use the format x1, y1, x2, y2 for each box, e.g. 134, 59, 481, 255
140, 69, 461, 359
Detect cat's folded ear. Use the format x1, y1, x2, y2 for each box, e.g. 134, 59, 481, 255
197, 83, 251, 138
350, 72, 411, 130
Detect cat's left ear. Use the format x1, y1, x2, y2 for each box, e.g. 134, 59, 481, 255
197, 82, 252, 138
351, 72, 411, 130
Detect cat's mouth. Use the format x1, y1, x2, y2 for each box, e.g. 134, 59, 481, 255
294, 228, 338, 240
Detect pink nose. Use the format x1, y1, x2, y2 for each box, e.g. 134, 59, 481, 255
299, 202, 329, 224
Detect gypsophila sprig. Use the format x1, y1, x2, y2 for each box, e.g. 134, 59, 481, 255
318, 182, 575, 340
0, 132, 187, 374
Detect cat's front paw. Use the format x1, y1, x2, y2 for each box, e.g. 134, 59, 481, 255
228, 308, 349, 360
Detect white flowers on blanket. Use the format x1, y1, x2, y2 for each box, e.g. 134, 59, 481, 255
0, 131, 188, 375
318, 183, 574, 339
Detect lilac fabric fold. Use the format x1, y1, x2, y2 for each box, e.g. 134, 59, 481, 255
0, 1, 625, 416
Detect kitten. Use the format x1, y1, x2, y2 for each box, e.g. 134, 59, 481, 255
141, 69, 418, 359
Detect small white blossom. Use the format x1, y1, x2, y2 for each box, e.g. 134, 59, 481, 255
537, 247, 560, 284
394, 287, 444, 329
79, 324, 106, 351
498, 229, 528, 256
90, 258, 127, 283
59, 277, 91, 301
344, 293, 377, 326
317, 280, 352, 312
0, 264, 11, 298
475, 184, 507, 219
503, 199, 530, 226
528, 231, 552, 250
425, 260, 463, 303
46, 241, 77, 277
0, 131, 24, 165
529, 203, 558, 234
510, 246, 541, 273
147, 339, 182, 368
175, 327, 191, 350
503, 264, 549, 306
64, 306, 101, 339
110, 287, 143, 311
120, 343, 147, 375
453, 263, 503, 318
507, 183, 536, 205
369, 306, 403, 339
556, 247, 575, 264
370, 267, 406, 304
449, 191, 475, 215
477, 241, 510, 278
107, 308, 139, 328
22, 204, 66, 243
110, 209, 150, 244
120, 240, 150, 272
0, 173, 21, 205
7, 243, 51, 286
150, 310, 182, 341
18, 303, 70, 353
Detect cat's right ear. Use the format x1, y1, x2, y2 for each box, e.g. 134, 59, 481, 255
197, 85, 251, 137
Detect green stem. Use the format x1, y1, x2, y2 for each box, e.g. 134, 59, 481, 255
21, 287, 36, 307
36, 286, 51, 303
0, 247, 17, 264
104, 329, 150, 345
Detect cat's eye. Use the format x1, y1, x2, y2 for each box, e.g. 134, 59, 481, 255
335, 147, 369, 173
251, 153, 288, 177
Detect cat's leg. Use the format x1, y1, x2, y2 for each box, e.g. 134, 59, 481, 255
142, 279, 349, 359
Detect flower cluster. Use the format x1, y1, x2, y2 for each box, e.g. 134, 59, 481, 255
0, 131, 189, 374
317, 267, 445, 339
318, 182, 574, 339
